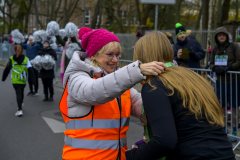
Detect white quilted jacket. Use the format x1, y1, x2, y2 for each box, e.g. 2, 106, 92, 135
63, 51, 146, 118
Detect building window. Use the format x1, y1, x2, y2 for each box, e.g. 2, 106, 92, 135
119, 10, 127, 26
96, 15, 103, 26
85, 9, 90, 25
131, 17, 139, 26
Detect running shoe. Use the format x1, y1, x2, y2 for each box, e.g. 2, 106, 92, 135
27, 92, 34, 96
15, 110, 23, 117
230, 131, 237, 142
33, 92, 39, 96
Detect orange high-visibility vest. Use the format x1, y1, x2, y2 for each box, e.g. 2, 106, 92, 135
59, 77, 131, 160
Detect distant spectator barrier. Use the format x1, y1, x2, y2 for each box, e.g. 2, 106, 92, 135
190, 68, 240, 151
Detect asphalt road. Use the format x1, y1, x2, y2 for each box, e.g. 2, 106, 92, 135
0, 66, 143, 160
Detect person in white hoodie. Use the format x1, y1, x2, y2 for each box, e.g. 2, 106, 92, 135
59, 27, 167, 160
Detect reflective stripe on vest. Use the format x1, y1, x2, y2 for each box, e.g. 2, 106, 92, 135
66, 117, 130, 129
65, 136, 127, 150
59, 77, 131, 160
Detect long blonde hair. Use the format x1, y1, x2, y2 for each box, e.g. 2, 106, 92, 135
134, 31, 224, 127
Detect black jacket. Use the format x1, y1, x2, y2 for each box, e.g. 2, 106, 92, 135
37, 47, 57, 79
187, 34, 196, 40
2, 55, 36, 84
167, 36, 174, 45
126, 77, 235, 160
173, 38, 205, 68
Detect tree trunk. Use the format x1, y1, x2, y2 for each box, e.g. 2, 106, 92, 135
236, 0, 239, 21
216, 0, 222, 27
195, 3, 203, 30
135, 0, 142, 25
97, 0, 105, 28
221, 0, 231, 24
91, 0, 102, 29
35, 0, 39, 29
202, 0, 209, 30
175, 0, 184, 23
62, 0, 67, 27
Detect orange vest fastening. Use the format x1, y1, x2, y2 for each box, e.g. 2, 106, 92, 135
59, 76, 131, 160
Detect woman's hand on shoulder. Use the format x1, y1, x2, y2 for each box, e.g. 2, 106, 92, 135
140, 61, 167, 76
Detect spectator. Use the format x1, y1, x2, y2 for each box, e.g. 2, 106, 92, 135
55, 35, 84, 83
186, 29, 196, 39
164, 32, 174, 45
21, 35, 43, 96
9, 35, 13, 44
2, 39, 9, 55
37, 40, 57, 101
236, 35, 240, 45
210, 26, 240, 142
136, 31, 142, 39
2, 45, 36, 116
54, 41, 63, 52
173, 23, 205, 68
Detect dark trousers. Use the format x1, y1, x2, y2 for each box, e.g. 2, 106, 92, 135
13, 84, 26, 111
28, 68, 38, 93
42, 78, 54, 98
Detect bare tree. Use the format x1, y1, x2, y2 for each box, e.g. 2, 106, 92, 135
202, 0, 209, 30
221, 0, 231, 24
91, 0, 103, 29
235, 0, 239, 21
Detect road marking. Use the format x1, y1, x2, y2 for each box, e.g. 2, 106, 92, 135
42, 116, 66, 133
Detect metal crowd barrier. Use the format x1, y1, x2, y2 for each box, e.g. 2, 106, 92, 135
190, 68, 240, 150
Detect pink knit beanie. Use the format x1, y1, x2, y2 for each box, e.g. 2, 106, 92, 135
78, 27, 120, 57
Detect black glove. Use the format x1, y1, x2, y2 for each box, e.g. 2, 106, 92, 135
188, 49, 195, 58
226, 65, 233, 71
212, 65, 226, 75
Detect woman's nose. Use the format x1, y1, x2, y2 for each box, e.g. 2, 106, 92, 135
111, 56, 118, 63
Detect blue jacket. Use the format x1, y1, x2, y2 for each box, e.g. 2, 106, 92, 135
173, 38, 205, 68
21, 42, 43, 60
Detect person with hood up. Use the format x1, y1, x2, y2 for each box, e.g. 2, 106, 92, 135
210, 26, 240, 142
59, 27, 167, 160
37, 40, 57, 101
2, 45, 36, 116
173, 23, 205, 68
21, 35, 43, 96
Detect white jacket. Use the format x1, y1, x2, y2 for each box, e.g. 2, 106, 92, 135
63, 51, 145, 118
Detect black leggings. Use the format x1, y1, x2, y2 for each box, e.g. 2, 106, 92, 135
28, 68, 38, 93
13, 84, 26, 111
42, 78, 54, 98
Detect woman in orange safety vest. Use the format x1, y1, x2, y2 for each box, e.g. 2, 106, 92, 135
59, 27, 167, 160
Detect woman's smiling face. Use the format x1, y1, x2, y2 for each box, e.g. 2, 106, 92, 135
92, 42, 121, 74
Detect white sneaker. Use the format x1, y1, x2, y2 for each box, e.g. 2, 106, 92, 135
33, 93, 39, 96
15, 110, 23, 117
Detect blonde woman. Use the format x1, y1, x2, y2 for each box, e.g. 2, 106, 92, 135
125, 31, 235, 160
59, 28, 167, 160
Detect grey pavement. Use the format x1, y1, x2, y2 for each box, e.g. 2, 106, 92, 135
0, 66, 143, 160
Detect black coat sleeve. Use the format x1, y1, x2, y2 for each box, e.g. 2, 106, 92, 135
125, 78, 178, 160
51, 50, 57, 61
56, 35, 66, 46
28, 67, 36, 85
2, 59, 12, 81
193, 40, 205, 60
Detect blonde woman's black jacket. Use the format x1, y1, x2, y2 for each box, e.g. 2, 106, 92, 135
125, 77, 235, 160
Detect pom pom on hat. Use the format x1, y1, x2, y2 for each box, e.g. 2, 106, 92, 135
175, 23, 182, 28
78, 27, 93, 40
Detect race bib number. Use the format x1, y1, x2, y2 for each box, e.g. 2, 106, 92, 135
215, 55, 228, 66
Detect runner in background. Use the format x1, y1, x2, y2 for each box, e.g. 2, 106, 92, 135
2, 45, 36, 116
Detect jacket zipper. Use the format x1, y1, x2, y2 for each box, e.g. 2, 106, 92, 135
117, 97, 122, 160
